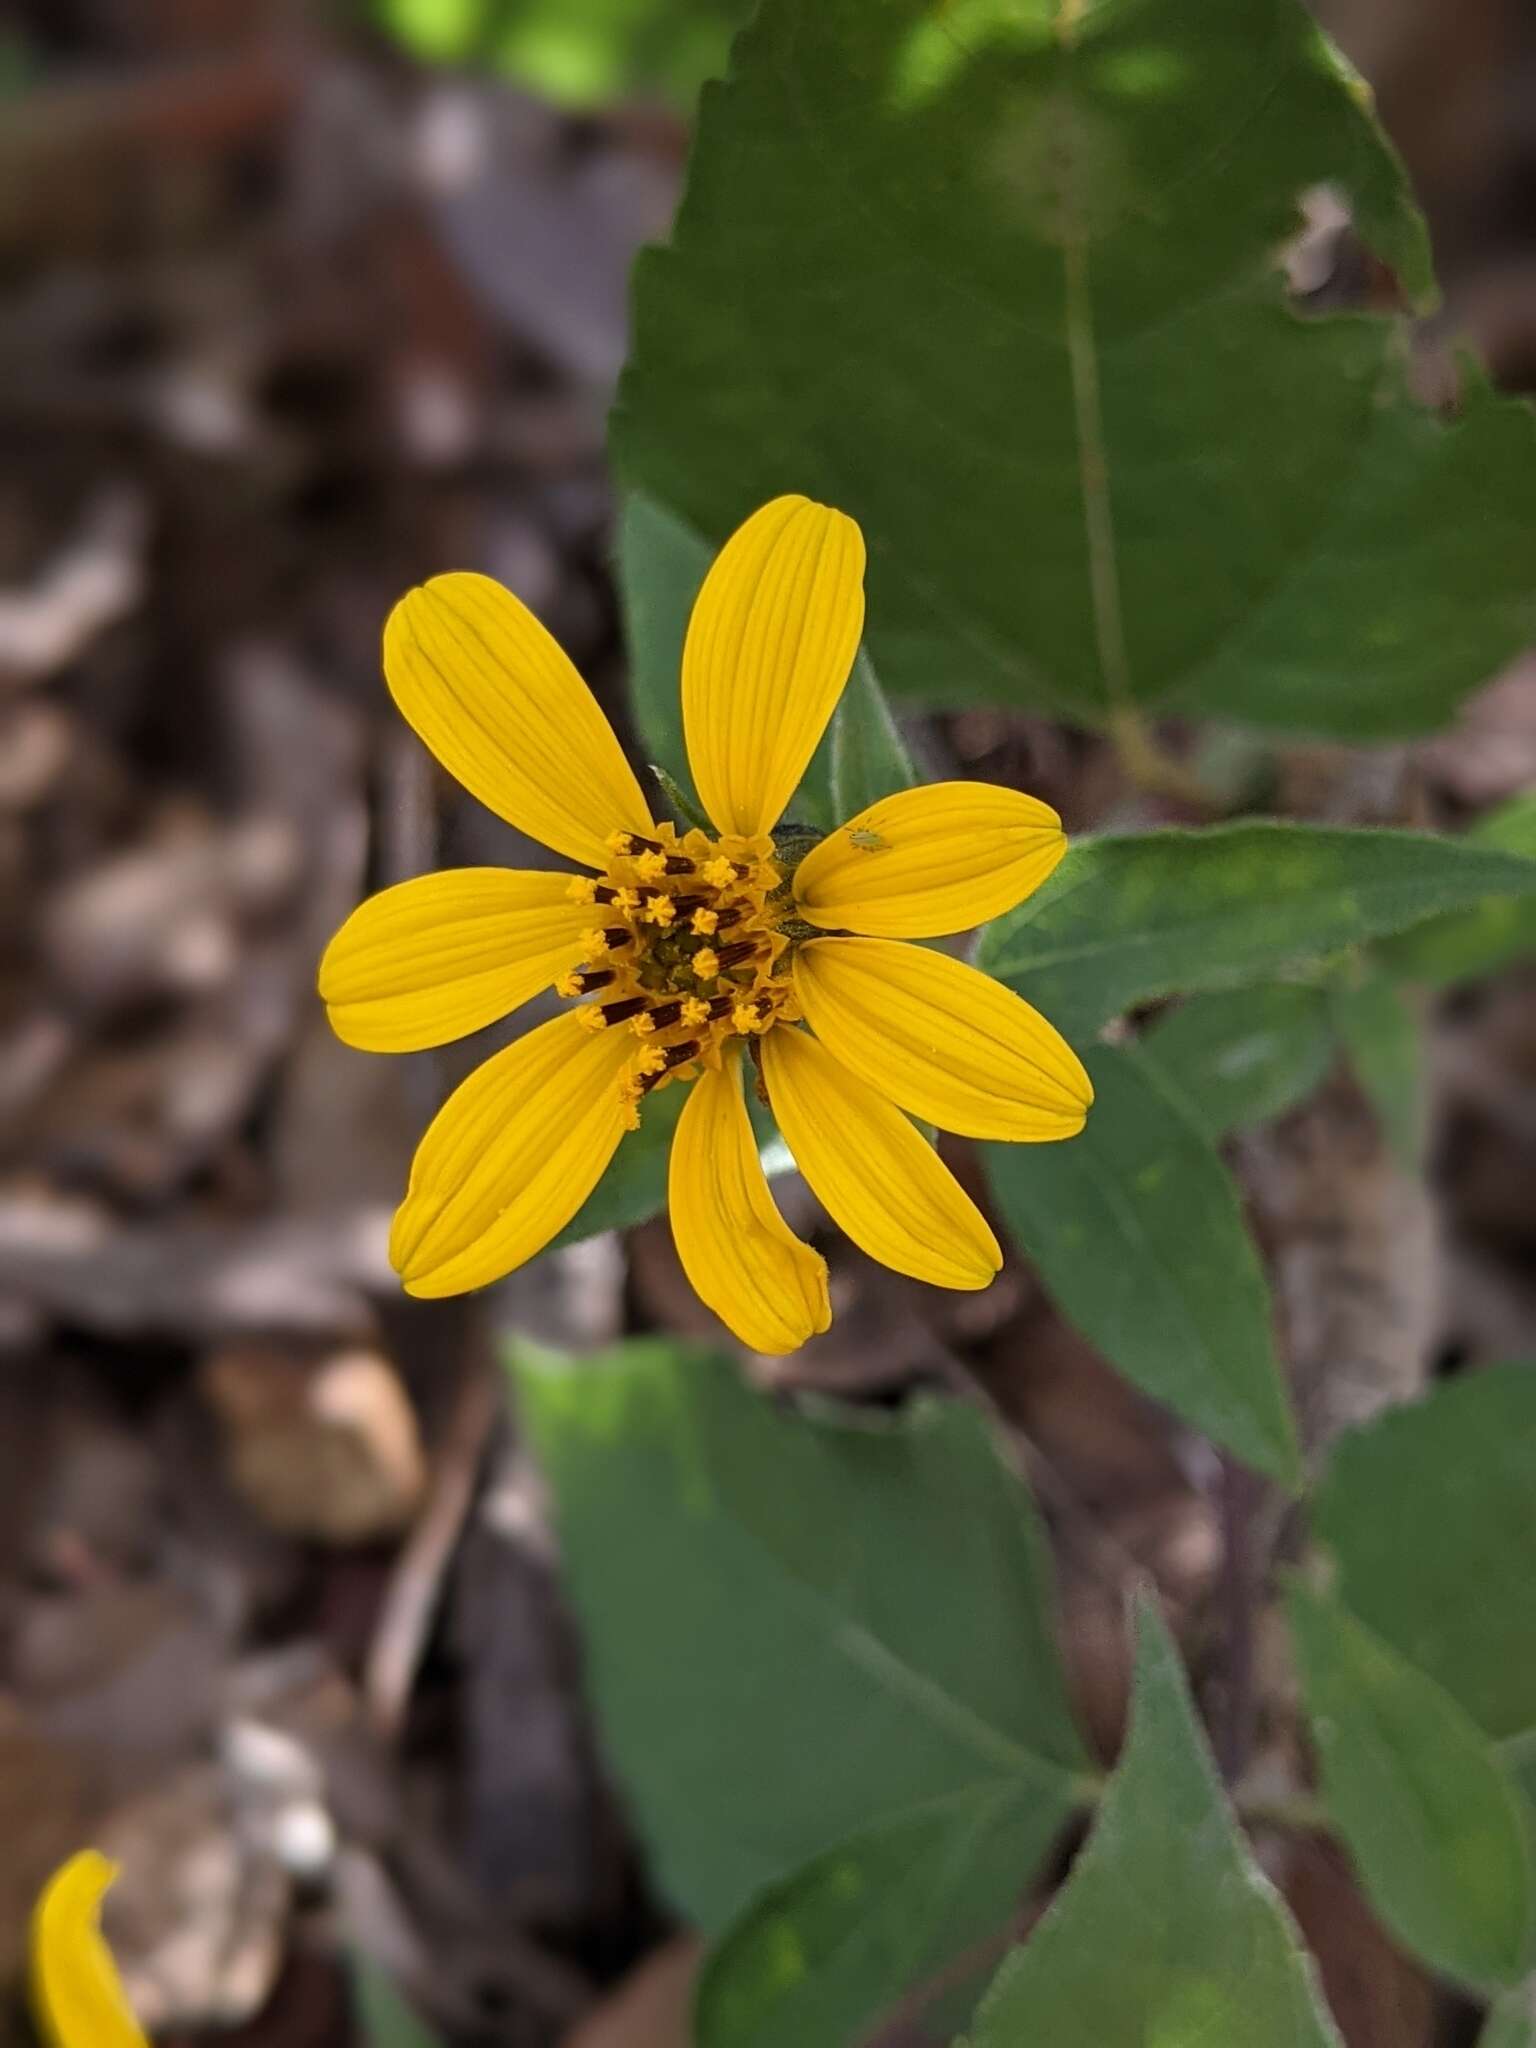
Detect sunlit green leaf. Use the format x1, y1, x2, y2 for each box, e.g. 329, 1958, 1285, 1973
616, 0, 1536, 737
984, 1045, 1299, 1485
372, 0, 749, 109
513, 1339, 1087, 1942
1289, 1582, 1534, 1988
960, 1596, 1342, 2047
977, 826, 1536, 1042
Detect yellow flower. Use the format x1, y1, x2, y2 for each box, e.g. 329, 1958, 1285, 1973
30, 1851, 147, 2048
318, 495, 1091, 1353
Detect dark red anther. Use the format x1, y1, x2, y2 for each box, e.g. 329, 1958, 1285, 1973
715, 939, 758, 970
603, 927, 634, 950
599, 996, 648, 1027
645, 1000, 684, 1032
659, 1039, 700, 1072
664, 855, 695, 875
574, 968, 615, 994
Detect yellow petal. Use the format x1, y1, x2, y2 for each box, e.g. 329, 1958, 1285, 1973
682, 496, 865, 838
669, 1049, 830, 1354
391, 1009, 633, 1296
384, 572, 654, 869
31, 1851, 147, 2048
761, 1028, 1001, 1290
794, 782, 1066, 938
319, 869, 594, 1052
793, 938, 1092, 1142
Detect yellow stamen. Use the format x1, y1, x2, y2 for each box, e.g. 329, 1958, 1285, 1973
566, 877, 597, 904
682, 997, 710, 1028
691, 907, 719, 935
702, 857, 735, 889
693, 947, 721, 981
643, 895, 677, 927
634, 850, 668, 884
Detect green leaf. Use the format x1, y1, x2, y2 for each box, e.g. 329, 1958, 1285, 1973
1288, 1582, 1535, 1988
549, 1085, 789, 1250
615, 0, 1536, 739
1140, 983, 1337, 1137
1378, 795, 1536, 986
353, 1959, 445, 2048
1482, 1986, 1536, 2048
977, 825, 1536, 1043
829, 650, 919, 822
695, 1790, 1045, 2048
983, 1045, 1299, 1486
512, 1340, 1088, 1942
1330, 970, 1424, 1169
372, 0, 749, 109
547, 1082, 688, 1250
1312, 1364, 1536, 1746
618, 488, 915, 837
960, 1596, 1342, 2048
618, 490, 707, 814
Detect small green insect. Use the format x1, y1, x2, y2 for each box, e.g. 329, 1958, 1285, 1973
847, 826, 887, 851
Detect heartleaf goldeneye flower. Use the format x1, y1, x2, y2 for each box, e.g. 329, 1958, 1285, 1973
319, 496, 1090, 1352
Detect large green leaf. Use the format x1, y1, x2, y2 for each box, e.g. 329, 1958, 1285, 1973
695, 1790, 1044, 2048
977, 825, 1536, 1042
1140, 982, 1337, 1137
984, 1045, 1299, 1485
513, 1340, 1089, 1939
614, 0, 1536, 737
1312, 1365, 1536, 1746
1288, 1583, 1535, 1989
1378, 795, 1536, 987
960, 1597, 1342, 2047
617, 490, 912, 837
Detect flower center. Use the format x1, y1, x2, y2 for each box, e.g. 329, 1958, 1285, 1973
558, 823, 804, 1125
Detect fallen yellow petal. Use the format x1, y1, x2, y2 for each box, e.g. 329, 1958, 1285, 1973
668, 1049, 830, 1354
319, 869, 595, 1052
30, 1851, 147, 2048
682, 496, 865, 839
793, 937, 1092, 1142
794, 782, 1065, 938
385, 571, 654, 870
762, 1028, 1001, 1289
392, 1009, 634, 1295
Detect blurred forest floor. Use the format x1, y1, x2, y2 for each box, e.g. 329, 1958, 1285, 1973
2, 3, 1535, 2045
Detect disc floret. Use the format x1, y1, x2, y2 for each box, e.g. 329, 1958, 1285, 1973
558, 823, 801, 1123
